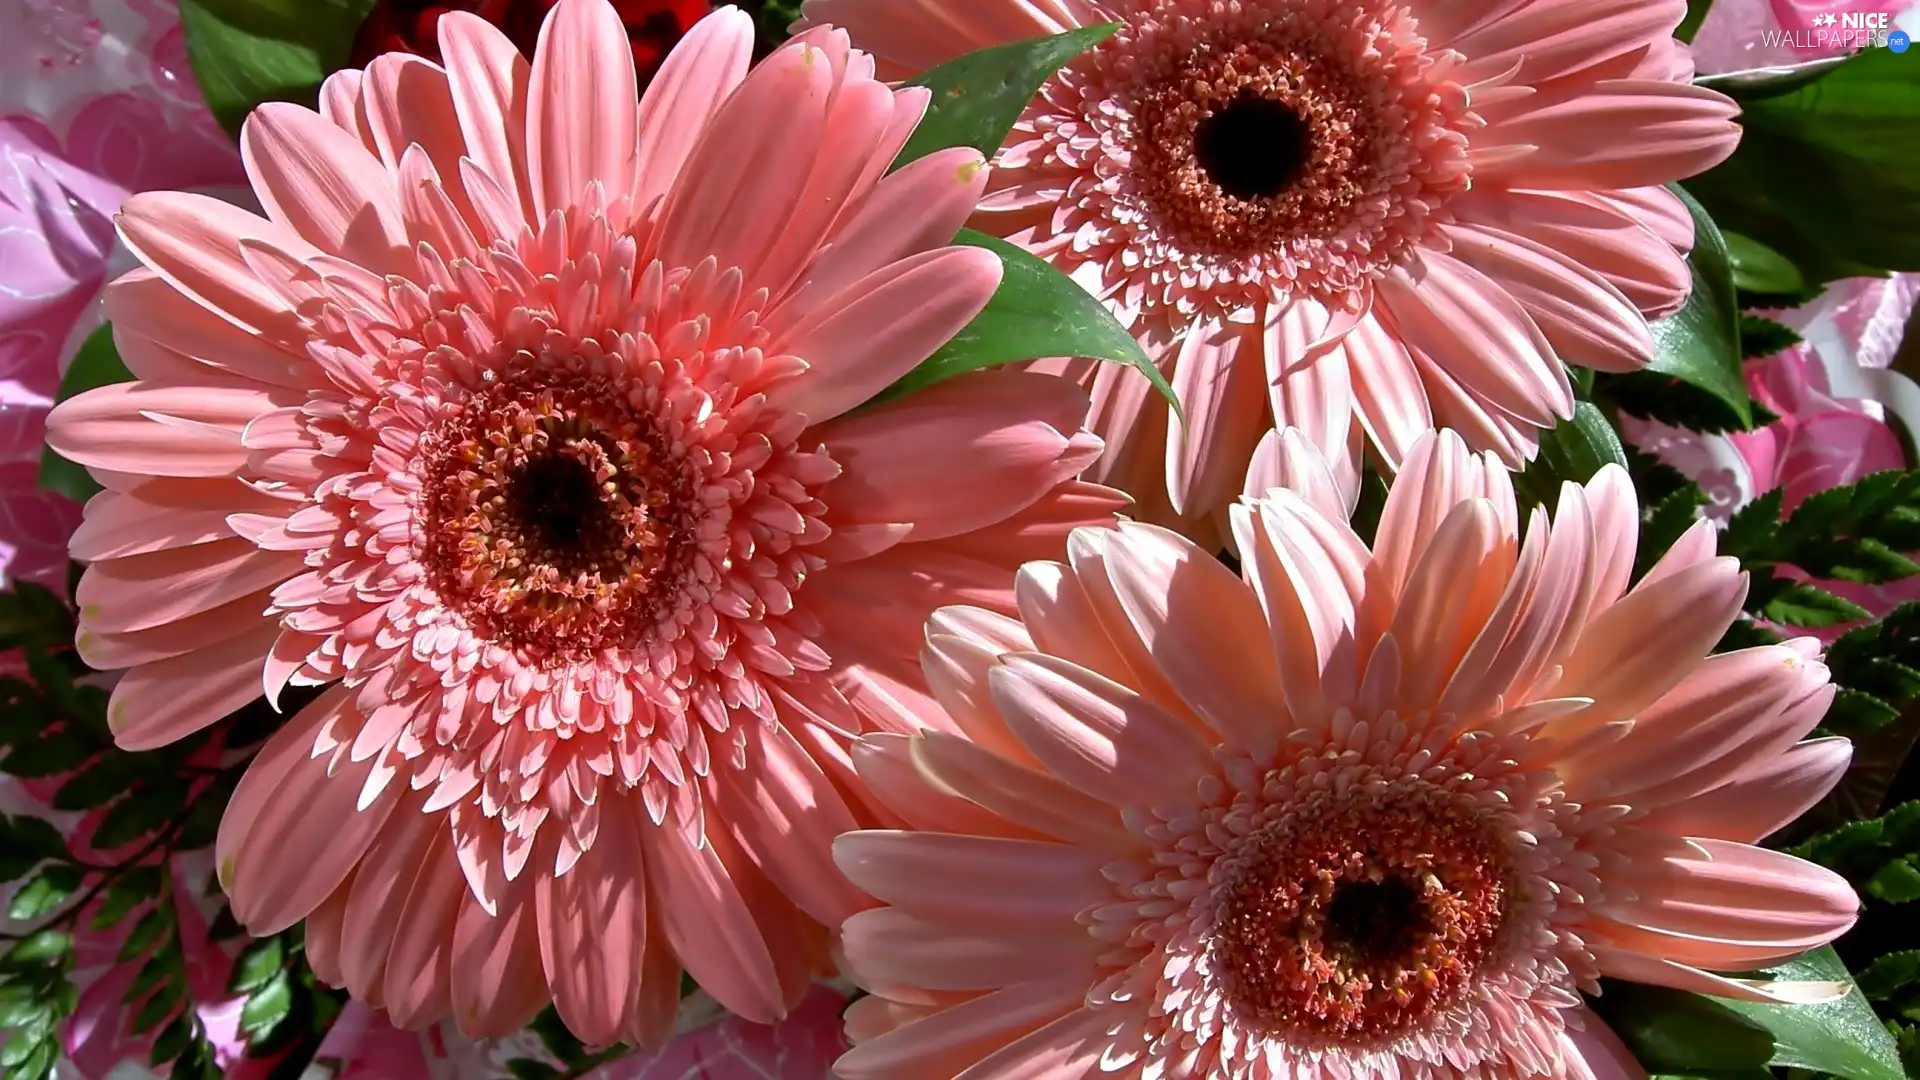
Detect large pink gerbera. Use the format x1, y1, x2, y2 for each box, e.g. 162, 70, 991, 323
44, 0, 1125, 1043
830, 429, 1858, 1080
799, 0, 1740, 539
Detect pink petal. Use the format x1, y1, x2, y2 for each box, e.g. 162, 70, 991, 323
709, 721, 870, 928
1552, 557, 1748, 724
640, 812, 786, 1024
816, 369, 1094, 543
1638, 738, 1852, 844
115, 192, 316, 343
909, 730, 1129, 848
535, 794, 645, 1046
240, 103, 411, 276
1447, 222, 1656, 374
76, 538, 300, 635
834, 831, 1109, 923
1166, 316, 1267, 516
1476, 80, 1741, 189
527, 0, 638, 222
103, 623, 277, 751
438, 11, 534, 225
768, 246, 1003, 424
840, 906, 1101, 992
835, 975, 1085, 1080
631, 6, 756, 210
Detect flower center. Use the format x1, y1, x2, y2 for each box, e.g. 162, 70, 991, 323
1208, 779, 1508, 1044
1192, 93, 1313, 201
418, 365, 697, 661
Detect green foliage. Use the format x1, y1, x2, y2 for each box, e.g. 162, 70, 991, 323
37, 324, 133, 503
881, 229, 1179, 417
178, 0, 376, 139
1794, 801, 1920, 902
891, 24, 1117, 170
1597, 948, 1905, 1080
1740, 314, 1804, 359
1645, 187, 1753, 427
1724, 230, 1807, 295
1677, 0, 1714, 42
1512, 403, 1629, 513
1689, 49, 1920, 284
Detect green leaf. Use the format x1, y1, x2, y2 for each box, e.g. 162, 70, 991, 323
881, 229, 1180, 418
1859, 951, 1920, 1000
37, 324, 133, 502
6, 865, 82, 922
1868, 857, 1920, 903
892, 25, 1117, 169
132, 978, 183, 1034
1600, 370, 1752, 434
1825, 687, 1901, 737
1688, 48, 1920, 284
1647, 187, 1752, 427
505, 1060, 563, 1080
1677, 0, 1713, 42
1739, 314, 1803, 359
1, 930, 73, 970
239, 969, 293, 1039
0, 585, 75, 653
91, 866, 163, 932
1722, 947, 1908, 1080
2, 725, 94, 779
1514, 402, 1627, 510
1763, 583, 1874, 628
178, 0, 378, 139
1723, 230, 1805, 295
229, 937, 285, 995
118, 907, 170, 963
1599, 948, 1904, 1080
52, 755, 142, 811
7, 816, 70, 862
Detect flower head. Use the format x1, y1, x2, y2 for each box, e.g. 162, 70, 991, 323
801, 0, 1741, 537
831, 429, 1858, 1080
47, 0, 1122, 1043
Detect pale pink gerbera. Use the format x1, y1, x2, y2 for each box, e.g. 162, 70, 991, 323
799, 0, 1740, 537
830, 428, 1859, 1080
44, 0, 1125, 1044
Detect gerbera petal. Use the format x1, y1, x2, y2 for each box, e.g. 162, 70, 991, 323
240, 102, 412, 275
631, 6, 756, 210
1446, 222, 1655, 374
535, 795, 645, 1047
1638, 738, 1852, 844
768, 246, 1003, 423
816, 370, 1096, 543
527, 0, 639, 223
1476, 79, 1740, 190
1451, 0, 1686, 83
450, 880, 548, 1037
1167, 316, 1268, 516
835, 831, 1110, 923
835, 975, 1087, 1080
103, 623, 278, 751
641, 814, 786, 1024
841, 906, 1102, 992
438, 11, 534, 222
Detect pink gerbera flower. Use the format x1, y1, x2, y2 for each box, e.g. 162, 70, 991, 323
799, 0, 1742, 539
45, 0, 1124, 1044
830, 429, 1859, 1080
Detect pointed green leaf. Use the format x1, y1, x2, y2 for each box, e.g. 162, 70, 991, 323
892, 25, 1118, 169
1763, 583, 1873, 628
1648, 187, 1752, 427
1677, 0, 1714, 41
1720, 947, 1907, 1080
179, 0, 377, 139
1723, 231, 1805, 295
7, 865, 82, 922
882, 229, 1180, 418
1689, 48, 1920, 283
1514, 402, 1627, 510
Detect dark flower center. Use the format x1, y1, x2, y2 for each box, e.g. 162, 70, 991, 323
1325, 875, 1427, 965
1193, 94, 1312, 201
420, 369, 696, 662
1208, 781, 1510, 1044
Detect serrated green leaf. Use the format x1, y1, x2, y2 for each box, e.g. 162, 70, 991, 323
240, 969, 293, 1038
1723, 487, 1786, 562
1, 930, 73, 969
1868, 857, 1920, 903
1647, 187, 1752, 427
1723, 230, 1806, 295
52, 756, 142, 811
92, 779, 192, 851
7, 816, 69, 861
1715, 616, 1787, 654
892, 25, 1117, 169
7, 864, 82, 922
37, 324, 131, 502
1764, 583, 1874, 628
132, 978, 183, 1034
229, 936, 284, 994
1739, 314, 1803, 359
1860, 951, 1920, 1000
125, 952, 173, 1006
881, 229, 1180, 418
1600, 370, 1753, 434
1825, 687, 1901, 736
178, 0, 377, 139
149, 1016, 192, 1067
1688, 48, 1920, 284
118, 907, 170, 963
0, 586, 74, 653
90, 865, 162, 932
2, 727, 95, 778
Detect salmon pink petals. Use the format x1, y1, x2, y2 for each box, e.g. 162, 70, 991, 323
56, 0, 1120, 1042
813, 0, 1738, 531
834, 430, 1858, 1080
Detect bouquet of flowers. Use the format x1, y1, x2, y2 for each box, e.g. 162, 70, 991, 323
3, 0, 1920, 1077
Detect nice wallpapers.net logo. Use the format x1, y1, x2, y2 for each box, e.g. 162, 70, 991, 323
1762, 11, 1911, 51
